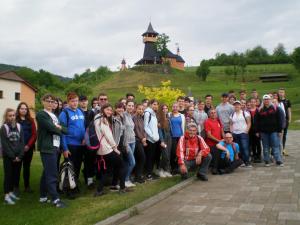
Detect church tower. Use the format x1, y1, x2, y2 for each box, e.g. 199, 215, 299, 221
121, 58, 126, 71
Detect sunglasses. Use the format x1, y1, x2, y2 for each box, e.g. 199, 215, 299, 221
99, 98, 107, 101
45, 100, 55, 103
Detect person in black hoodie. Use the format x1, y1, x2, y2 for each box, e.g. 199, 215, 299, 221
1, 108, 24, 205
255, 94, 284, 167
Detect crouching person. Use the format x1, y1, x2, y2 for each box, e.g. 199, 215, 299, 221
176, 123, 212, 181
212, 132, 243, 175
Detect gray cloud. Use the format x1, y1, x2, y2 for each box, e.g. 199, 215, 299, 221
0, 0, 299, 76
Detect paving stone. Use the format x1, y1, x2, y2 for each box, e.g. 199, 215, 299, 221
239, 204, 264, 212
179, 205, 207, 213
272, 203, 298, 211
210, 206, 237, 215
276, 179, 294, 184
278, 212, 300, 220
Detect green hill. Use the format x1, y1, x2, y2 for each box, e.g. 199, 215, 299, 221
95, 64, 300, 129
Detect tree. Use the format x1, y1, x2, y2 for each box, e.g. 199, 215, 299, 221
273, 43, 290, 63
138, 80, 185, 107
155, 33, 170, 60
64, 82, 92, 97
224, 66, 234, 85
196, 60, 211, 81
291, 47, 300, 72
237, 53, 248, 82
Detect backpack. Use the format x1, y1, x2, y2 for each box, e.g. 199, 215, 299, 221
58, 160, 77, 192
144, 111, 152, 124
3, 123, 21, 135
62, 108, 84, 127
84, 115, 102, 150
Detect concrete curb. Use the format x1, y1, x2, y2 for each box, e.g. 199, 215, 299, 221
94, 177, 194, 225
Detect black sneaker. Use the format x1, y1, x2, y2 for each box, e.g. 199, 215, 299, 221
181, 173, 188, 180
110, 185, 120, 192
53, 199, 66, 208
211, 168, 219, 175
134, 177, 145, 184
119, 188, 134, 195
197, 173, 208, 181
94, 191, 106, 197
146, 174, 153, 181
276, 161, 284, 167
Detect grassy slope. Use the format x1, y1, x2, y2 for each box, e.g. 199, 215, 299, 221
96, 64, 300, 129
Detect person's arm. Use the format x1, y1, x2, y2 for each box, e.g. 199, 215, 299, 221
58, 111, 69, 152
18, 127, 25, 159
288, 108, 292, 123
181, 114, 186, 134
27, 119, 37, 149
144, 112, 153, 139
176, 136, 185, 165
246, 114, 251, 134
0, 126, 15, 159
198, 136, 210, 157
37, 112, 63, 135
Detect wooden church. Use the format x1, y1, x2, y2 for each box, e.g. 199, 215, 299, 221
135, 23, 185, 70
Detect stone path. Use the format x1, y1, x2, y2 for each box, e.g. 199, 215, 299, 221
121, 131, 300, 225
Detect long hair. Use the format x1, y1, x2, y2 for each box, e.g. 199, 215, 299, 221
16, 102, 33, 122
101, 103, 113, 126
2, 108, 16, 125
157, 104, 169, 130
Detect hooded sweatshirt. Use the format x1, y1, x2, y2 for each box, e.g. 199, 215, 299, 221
59, 107, 85, 151
144, 107, 159, 143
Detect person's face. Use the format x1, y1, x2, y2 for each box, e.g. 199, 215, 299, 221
222, 96, 229, 103
151, 102, 159, 111
43, 98, 55, 111
121, 99, 127, 106
198, 102, 205, 110
184, 101, 190, 108
79, 100, 88, 109
98, 96, 108, 106
224, 134, 233, 144
92, 100, 98, 109
240, 93, 246, 100
136, 105, 144, 115
188, 127, 197, 137
7, 111, 16, 123
256, 99, 261, 107
52, 101, 58, 110
229, 97, 235, 105
241, 101, 246, 110
205, 97, 212, 104
142, 102, 148, 109
126, 102, 135, 113
246, 102, 251, 110
127, 96, 134, 101
172, 103, 179, 113
209, 110, 217, 119
250, 99, 257, 108
263, 99, 271, 107
68, 97, 79, 109
19, 104, 28, 117
58, 101, 63, 110
104, 107, 113, 117
273, 93, 279, 100
177, 99, 184, 108
278, 90, 285, 99
251, 91, 258, 98
272, 99, 279, 105
116, 107, 124, 115
234, 103, 241, 111
187, 107, 194, 116
162, 105, 168, 114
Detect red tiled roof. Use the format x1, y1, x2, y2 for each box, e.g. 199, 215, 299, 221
0, 71, 37, 92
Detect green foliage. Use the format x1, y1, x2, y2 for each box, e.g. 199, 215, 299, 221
64, 82, 92, 97
291, 47, 300, 72
155, 33, 170, 59
273, 43, 290, 64
73, 66, 112, 84
196, 60, 211, 81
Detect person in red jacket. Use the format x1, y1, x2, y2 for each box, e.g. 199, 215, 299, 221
176, 123, 212, 181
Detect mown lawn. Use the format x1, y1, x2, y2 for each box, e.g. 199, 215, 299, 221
0, 153, 181, 225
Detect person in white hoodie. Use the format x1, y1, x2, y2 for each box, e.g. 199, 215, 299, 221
94, 104, 127, 196
144, 99, 160, 180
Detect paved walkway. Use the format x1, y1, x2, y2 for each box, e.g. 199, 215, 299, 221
121, 131, 300, 225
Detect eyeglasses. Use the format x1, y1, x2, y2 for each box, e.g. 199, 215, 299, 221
99, 98, 107, 101
45, 100, 55, 103
225, 136, 233, 139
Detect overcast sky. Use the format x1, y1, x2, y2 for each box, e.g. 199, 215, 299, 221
0, 0, 299, 77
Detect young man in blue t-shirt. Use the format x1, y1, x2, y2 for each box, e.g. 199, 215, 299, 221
211, 132, 243, 174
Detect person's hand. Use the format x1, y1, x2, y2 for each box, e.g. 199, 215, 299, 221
278, 132, 282, 138
63, 150, 71, 158
196, 154, 202, 165
55, 124, 62, 130
180, 164, 187, 174
24, 145, 30, 152
14, 157, 21, 162
226, 150, 230, 159
160, 142, 167, 149
256, 133, 260, 137
142, 138, 147, 146
115, 149, 121, 155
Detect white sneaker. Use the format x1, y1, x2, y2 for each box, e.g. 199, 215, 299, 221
39, 197, 49, 203
153, 169, 160, 176
125, 181, 136, 188
158, 170, 167, 178
9, 192, 20, 201
163, 171, 173, 177
4, 195, 15, 205
87, 178, 94, 186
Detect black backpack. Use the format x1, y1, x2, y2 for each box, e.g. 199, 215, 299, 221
58, 160, 77, 192
84, 115, 102, 151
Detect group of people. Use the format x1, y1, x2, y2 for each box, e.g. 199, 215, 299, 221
0, 87, 292, 208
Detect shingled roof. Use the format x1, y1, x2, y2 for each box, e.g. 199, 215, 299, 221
0, 71, 37, 92
142, 22, 158, 36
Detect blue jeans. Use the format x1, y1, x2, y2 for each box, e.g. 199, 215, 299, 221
233, 133, 250, 164
125, 142, 136, 181
40, 151, 59, 201
260, 132, 282, 163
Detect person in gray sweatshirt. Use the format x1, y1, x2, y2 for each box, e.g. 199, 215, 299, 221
144, 99, 160, 180
216, 93, 234, 133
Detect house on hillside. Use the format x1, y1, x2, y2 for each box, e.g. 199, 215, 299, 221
135, 23, 185, 70
0, 71, 37, 119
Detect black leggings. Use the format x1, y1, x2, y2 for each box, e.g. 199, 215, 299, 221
3, 157, 21, 194
282, 122, 289, 149
249, 131, 261, 160
96, 151, 126, 192
144, 141, 158, 176
134, 139, 146, 178
170, 137, 180, 172
83, 148, 96, 183
22, 148, 34, 188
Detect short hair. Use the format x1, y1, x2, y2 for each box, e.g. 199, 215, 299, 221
228, 90, 235, 94
149, 99, 158, 105
67, 92, 79, 101
251, 88, 257, 92
98, 92, 107, 98
205, 94, 213, 99
278, 87, 285, 91
126, 100, 135, 106
91, 97, 98, 103
239, 90, 246, 94
142, 98, 149, 103
115, 102, 125, 109
126, 93, 135, 98
41, 93, 55, 101
187, 123, 198, 130
177, 96, 185, 101
184, 96, 191, 102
